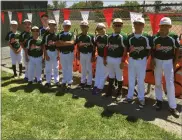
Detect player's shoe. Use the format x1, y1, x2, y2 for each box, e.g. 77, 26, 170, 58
154, 100, 162, 111
24, 77, 28, 82
95, 88, 102, 95
92, 86, 97, 95
138, 100, 145, 109
45, 83, 51, 88
34, 77, 37, 83
79, 83, 86, 89
27, 81, 33, 86
169, 108, 180, 118
37, 81, 42, 84
85, 85, 92, 90
12, 74, 18, 78
123, 98, 133, 104
61, 83, 67, 91
55, 82, 61, 87
67, 84, 72, 90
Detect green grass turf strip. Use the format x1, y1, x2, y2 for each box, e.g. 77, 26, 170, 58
1, 71, 180, 139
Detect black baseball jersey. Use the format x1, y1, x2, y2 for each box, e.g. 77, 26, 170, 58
107, 33, 126, 58
57, 31, 75, 53
25, 38, 43, 57
19, 31, 32, 48
126, 33, 151, 59
95, 34, 108, 57
42, 32, 57, 52
152, 32, 180, 60
5, 31, 21, 50
75, 33, 94, 53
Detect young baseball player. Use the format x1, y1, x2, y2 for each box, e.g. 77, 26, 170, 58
25, 26, 44, 85
75, 20, 95, 89
19, 19, 32, 81
123, 17, 151, 108
92, 23, 108, 94
104, 18, 127, 98
39, 14, 49, 37
42, 20, 60, 88
5, 20, 22, 78
56, 20, 75, 90
39, 14, 49, 80
151, 17, 180, 117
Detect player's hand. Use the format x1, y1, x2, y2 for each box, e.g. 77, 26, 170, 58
57, 56, 60, 61
173, 60, 177, 70
77, 55, 80, 60
103, 59, 107, 66
120, 62, 124, 69
150, 59, 156, 69
46, 55, 50, 61
91, 57, 96, 62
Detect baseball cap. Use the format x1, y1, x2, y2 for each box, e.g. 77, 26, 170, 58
96, 23, 106, 29
63, 20, 71, 26
48, 20, 56, 25
113, 18, 123, 24
10, 20, 18, 25
133, 17, 145, 24
31, 26, 39, 31
23, 19, 32, 23
80, 20, 89, 26
159, 17, 172, 25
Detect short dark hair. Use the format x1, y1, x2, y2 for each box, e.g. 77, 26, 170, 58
41, 14, 48, 18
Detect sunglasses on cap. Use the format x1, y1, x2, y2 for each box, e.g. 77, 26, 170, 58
31, 29, 39, 32
96, 28, 104, 31
114, 24, 122, 27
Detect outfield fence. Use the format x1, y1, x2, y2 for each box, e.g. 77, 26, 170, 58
1, 3, 182, 46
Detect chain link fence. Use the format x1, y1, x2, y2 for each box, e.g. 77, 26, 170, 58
2, 3, 182, 46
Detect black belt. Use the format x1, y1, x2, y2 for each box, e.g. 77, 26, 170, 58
61, 51, 73, 54
29, 55, 42, 58
80, 52, 92, 54
131, 57, 146, 60
47, 49, 56, 52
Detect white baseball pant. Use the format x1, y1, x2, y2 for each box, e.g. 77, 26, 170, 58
60, 52, 74, 84
94, 56, 108, 89
45, 50, 59, 83
80, 52, 93, 85
22, 50, 28, 78
127, 57, 147, 101
154, 58, 177, 109
28, 56, 42, 82
107, 56, 123, 81
10, 49, 22, 65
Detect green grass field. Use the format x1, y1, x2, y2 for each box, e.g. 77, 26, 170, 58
1, 71, 181, 140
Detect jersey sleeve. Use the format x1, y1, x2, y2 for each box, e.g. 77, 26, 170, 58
24, 39, 29, 49
5, 32, 10, 41
173, 34, 180, 48
41, 34, 46, 45
19, 32, 24, 43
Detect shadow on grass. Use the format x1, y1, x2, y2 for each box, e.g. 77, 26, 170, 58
69, 76, 182, 126
5, 73, 182, 126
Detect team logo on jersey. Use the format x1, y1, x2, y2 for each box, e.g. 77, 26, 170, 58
83, 42, 91, 48
108, 43, 119, 51
97, 43, 106, 48
30, 44, 41, 50
130, 45, 144, 53
48, 40, 55, 46
155, 44, 172, 53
